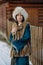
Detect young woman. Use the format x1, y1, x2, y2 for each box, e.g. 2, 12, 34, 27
9, 7, 31, 65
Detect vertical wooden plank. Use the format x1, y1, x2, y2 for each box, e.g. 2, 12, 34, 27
0, 6, 3, 31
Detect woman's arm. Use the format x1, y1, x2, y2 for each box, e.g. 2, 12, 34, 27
9, 32, 13, 42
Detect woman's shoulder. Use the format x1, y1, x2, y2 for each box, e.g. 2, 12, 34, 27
26, 22, 30, 28
26, 21, 30, 25
23, 21, 30, 27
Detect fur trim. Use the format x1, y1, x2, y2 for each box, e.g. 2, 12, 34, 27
12, 7, 28, 21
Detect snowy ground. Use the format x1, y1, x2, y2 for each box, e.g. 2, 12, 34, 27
0, 41, 33, 65
0, 41, 11, 65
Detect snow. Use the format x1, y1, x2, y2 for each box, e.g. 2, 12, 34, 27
0, 41, 11, 65
0, 41, 33, 65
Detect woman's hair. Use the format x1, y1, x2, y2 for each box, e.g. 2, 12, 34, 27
15, 14, 25, 25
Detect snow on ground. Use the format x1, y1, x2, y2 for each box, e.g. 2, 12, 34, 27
0, 41, 11, 65
0, 41, 33, 65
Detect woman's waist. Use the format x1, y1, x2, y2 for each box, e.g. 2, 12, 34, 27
10, 47, 29, 58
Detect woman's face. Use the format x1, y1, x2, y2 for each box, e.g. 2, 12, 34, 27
16, 13, 23, 23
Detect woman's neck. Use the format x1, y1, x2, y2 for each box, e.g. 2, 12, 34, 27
18, 21, 22, 26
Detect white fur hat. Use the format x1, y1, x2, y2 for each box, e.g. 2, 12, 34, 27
12, 7, 28, 21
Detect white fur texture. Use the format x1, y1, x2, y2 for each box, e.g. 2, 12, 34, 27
12, 7, 28, 21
